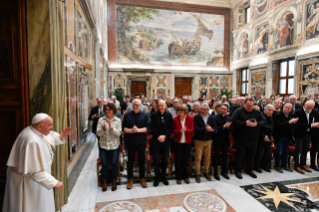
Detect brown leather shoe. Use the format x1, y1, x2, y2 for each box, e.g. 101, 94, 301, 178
195, 174, 201, 183
176, 179, 181, 184
295, 167, 305, 174
301, 165, 312, 173
140, 178, 148, 188
127, 179, 133, 189
184, 178, 190, 184
112, 179, 117, 191
204, 173, 212, 181
102, 180, 107, 192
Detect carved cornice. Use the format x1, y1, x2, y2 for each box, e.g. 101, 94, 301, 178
78, 0, 96, 30
152, 0, 232, 8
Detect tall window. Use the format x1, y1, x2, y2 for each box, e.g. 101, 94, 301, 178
278, 59, 295, 96
245, 7, 251, 23
241, 68, 249, 96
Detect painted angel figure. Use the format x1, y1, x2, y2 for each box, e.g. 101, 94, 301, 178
306, 2, 319, 36
254, 27, 268, 53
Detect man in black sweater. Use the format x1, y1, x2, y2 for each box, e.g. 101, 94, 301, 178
254, 104, 275, 173
293, 100, 318, 174
122, 99, 150, 189
311, 107, 319, 171
273, 103, 298, 173
231, 98, 266, 179
212, 104, 232, 180
194, 103, 217, 183
151, 100, 173, 187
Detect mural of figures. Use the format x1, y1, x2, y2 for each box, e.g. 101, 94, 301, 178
238, 32, 249, 59
306, 0, 319, 40
78, 66, 89, 144
256, 0, 268, 14
64, 0, 76, 52
116, 5, 225, 67
276, 13, 294, 48
301, 63, 319, 81
254, 24, 269, 54
77, 9, 89, 61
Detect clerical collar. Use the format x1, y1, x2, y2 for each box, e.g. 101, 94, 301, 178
222, 114, 226, 117
30, 126, 44, 137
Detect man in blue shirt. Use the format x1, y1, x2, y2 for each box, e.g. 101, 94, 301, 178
123, 99, 150, 189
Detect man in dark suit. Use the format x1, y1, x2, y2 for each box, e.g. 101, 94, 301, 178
254, 104, 275, 173
311, 107, 319, 171
182, 95, 192, 112
88, 97, 105, 134
273, 103, 298, 173
293, 100, 317, 174
231, 98, 266, 179
151, 100, 173, 187
194, 103, 217, 183
258, 98, 267, 112
213, 104, 232, 180
289, 95, 302, 114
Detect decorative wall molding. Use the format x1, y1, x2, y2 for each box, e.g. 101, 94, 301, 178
153, 0, 232, 8
78, 0, 96, 30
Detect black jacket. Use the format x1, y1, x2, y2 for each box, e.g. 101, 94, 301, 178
273, 110, 293, 140
151, 111, 173, 143
311, 108, 319, 140
213, 114, 231, 145
88, 106, 105, 134
258, 104, 266, 113
194, 114, 217, 141
293, 108, 315, 139
122, 111, 150, 145
258, 113, 274, 145
231, 107, 266, 145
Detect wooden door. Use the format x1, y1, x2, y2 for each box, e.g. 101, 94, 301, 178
175, 78, 192, 99
0, 0, 29, 208
131, 81, 146, 96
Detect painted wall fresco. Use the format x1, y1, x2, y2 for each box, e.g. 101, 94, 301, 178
306, 0, 319, 40
198, 75, 231, 99
297, 56, 319, 98
272, 63, 279, 95
151, 74, 172, 98
275, 12, 295, 48
255, 0, 269, 18
64, 0, 76, 52
77, 9, 90, 62
254, 23, 269, 54
250, 68, 267, 97
238, 32, 249, 60
116, 5, 225, 67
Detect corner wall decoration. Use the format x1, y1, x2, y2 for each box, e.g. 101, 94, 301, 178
209, 76, 220, 87
200, 77, 208, 86
108, 0, 231, 69
156, 76, 166, 87
220, 76, 229, 87
306, 0, 319, 40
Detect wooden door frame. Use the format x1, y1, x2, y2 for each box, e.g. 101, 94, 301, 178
126, 76, 151, 98
174, 77, 194, 98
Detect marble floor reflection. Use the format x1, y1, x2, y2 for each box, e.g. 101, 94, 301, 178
62, 144, 319, 212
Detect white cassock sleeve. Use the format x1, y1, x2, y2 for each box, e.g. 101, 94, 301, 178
28, 170, 58, 190
49, 131, 66, 145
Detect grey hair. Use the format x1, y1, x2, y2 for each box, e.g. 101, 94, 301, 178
283, 103, 293, 108
133, 99, 142, 105
201, 103, 209, 108
265, 104, 274, 109
193, 101, 200, 107
289, 95, 297, 99
305, 100, 315, 106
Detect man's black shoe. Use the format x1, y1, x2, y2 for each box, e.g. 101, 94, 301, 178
221, 172, 229, 179
214, 174, 220, 181
255, 168, 262, 173
310, 165, 319, 172
262, 167, 271, 172
153, 180, 159, 187
246, 171, 257, 178
235, 172, 242, 179
162, 178, 169, 186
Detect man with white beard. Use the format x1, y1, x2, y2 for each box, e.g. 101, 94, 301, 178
2, 113, 71, 212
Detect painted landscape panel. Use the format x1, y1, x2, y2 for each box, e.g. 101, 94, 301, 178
116, 5, 225, 67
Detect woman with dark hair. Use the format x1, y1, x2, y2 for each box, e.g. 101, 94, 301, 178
96, 103, 122, 192
148, 99, 159, 123
173, 104, 194, 184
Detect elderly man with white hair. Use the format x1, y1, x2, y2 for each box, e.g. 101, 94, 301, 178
2, 113, 71, 212
219, 95, 227, 104
112, 95, 121, 110
293, 100, 319, 174
289, 95, 301, 114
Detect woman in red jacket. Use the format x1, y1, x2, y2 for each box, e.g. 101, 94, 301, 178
173, 104, 194, 184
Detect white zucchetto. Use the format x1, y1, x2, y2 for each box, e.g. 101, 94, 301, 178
31, 113, 49, 124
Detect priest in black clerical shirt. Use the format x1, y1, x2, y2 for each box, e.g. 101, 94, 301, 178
231, 98, 266, 179
151, 100, 173, 187
212, 104, 232, 180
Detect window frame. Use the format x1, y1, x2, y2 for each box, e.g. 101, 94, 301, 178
240, 68, 249, 96
277, 59, 295, 96
245, 6, 251, 24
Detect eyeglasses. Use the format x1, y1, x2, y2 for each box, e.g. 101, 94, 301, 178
173, 101, 179, 103
133, 104, 140, 107
97, 101, 102, 103
201, 109, 208, 111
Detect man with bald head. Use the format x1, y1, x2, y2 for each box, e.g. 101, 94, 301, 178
289, 95, 301, 114
151, 100, 173, 186
293, 100, 319, 174
123, 99, 150, 189
3, 113, 71, 212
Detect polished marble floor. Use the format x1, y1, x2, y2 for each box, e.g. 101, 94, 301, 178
62, 142, 319, 212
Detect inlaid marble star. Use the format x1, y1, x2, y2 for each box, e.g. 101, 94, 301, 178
253, 185, 303, 211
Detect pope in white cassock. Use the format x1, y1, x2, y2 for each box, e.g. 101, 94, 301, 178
2, 113, 72, 212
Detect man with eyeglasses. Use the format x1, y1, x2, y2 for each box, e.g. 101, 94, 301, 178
167, 98, 180, 117
150, 100, 173, 187
89, 98, 105, 135
193, 103, 217, 183
126, 93, 147, 113
122, 99, 150, 189
231, 98, 266, 179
